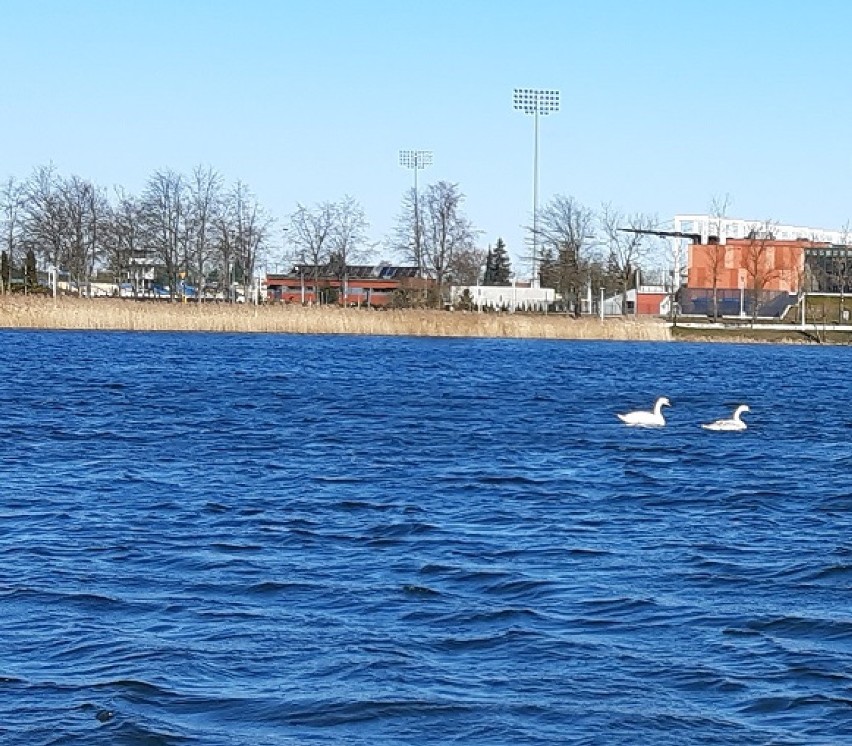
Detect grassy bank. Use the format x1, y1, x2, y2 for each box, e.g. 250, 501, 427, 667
671, 325, 831, 344
0, 297, 671, 341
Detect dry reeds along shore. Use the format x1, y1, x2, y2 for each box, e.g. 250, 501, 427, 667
0, 297, 671, 341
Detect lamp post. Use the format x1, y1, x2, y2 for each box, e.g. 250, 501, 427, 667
399, 149, 433, 281
294, 264, 305, 305
739, 275, 745, 319
513, 88, 560, 288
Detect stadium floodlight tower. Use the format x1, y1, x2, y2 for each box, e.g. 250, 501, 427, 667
513, 88, 560, 287
399, 149, 433, 279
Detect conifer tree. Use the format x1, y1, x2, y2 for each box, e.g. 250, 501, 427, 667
24, 249, 37, 292
491, 237, 511, 285
0, 251, 8, 294
483, 247, 494, 284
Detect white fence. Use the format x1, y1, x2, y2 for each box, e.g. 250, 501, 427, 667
450, 284, 556, 312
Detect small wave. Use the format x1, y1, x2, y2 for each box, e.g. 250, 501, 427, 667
740, 693, 852, 714
401, 584, 441, 597
482, 577, 558, 599
435, 625, 543, 651
722, 626, 763, 637
441, 568, 512, 584
744, 615, 852, 640
805, 563, 852, 582
475, 474, 552, 486
364, 521, 438, 539
248, 581, 319, 594
418, 562, 454, 576
94, 718, 192, 746
5, 588, 126, 608
90, 678, 175, 698
202, 501, 230, 513
337, 499, 393, 511
283, 698, 473, 727
579, 595, 659, 612
314, 475, 366, 484
209, 542, 263, 553
428, 606, 544, 629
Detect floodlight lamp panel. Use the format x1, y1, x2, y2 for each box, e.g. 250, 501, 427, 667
513, 87, 560, 114
399, 149, 433, 170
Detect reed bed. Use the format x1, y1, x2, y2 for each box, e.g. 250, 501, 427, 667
0, 297, 671, 341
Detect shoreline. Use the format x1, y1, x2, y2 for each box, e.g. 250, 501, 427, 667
3, 297, 844, 343
0, 297, 671, 341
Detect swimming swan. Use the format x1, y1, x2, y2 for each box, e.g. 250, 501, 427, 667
617, 396, 671, 427
701, 404, 750, 431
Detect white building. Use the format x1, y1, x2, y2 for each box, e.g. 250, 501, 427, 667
673, 214, 844, 245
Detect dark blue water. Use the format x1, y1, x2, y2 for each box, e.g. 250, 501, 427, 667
1, 330, 851, 745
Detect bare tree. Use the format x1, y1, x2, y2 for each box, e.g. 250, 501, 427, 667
187, 165, 223, 301
705, 193, 732, 321
22, 165, 67, 274
104, 187, 145, 296
0, 176, 26, 294
230, 181, 271, 299
19, 167, 107, 294
420, 181, 478, 302
288, 201, 336, 304
601, 204, 657, 315
141, 169, 187, 300
328, 195, 370, 302
389, 187, 424, 272
59, 174, 107, 294
532, 195, 597, 314
448, 245, 488, 286
20, 168, 105, 292
743, 220, 779, 323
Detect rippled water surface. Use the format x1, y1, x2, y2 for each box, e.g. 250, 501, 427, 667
2, 329, 852, 745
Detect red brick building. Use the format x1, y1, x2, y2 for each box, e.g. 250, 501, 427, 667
688, 237, 823, 293
265, 265, 428, 306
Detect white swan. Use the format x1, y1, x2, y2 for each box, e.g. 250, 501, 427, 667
617, 396, 671, 427
701, 404, 750, 431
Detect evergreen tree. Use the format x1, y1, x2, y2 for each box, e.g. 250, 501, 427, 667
491, 237, 511, 285
483, 247, 494, 284
24, 249, 37, 292
0, 251, 8, 294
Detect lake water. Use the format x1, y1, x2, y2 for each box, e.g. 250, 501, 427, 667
1, 330, 851, 745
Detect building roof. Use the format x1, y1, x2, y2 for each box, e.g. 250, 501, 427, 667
283, 264, 419, 279
674, 214, 844, 244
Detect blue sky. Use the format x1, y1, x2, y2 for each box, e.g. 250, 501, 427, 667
2, 0, 851, 273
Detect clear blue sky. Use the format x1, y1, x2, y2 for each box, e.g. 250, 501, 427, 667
2, 0, 851, 274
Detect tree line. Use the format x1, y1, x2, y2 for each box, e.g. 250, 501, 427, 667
0, 165, 272, 299
1, 163, 667, 311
